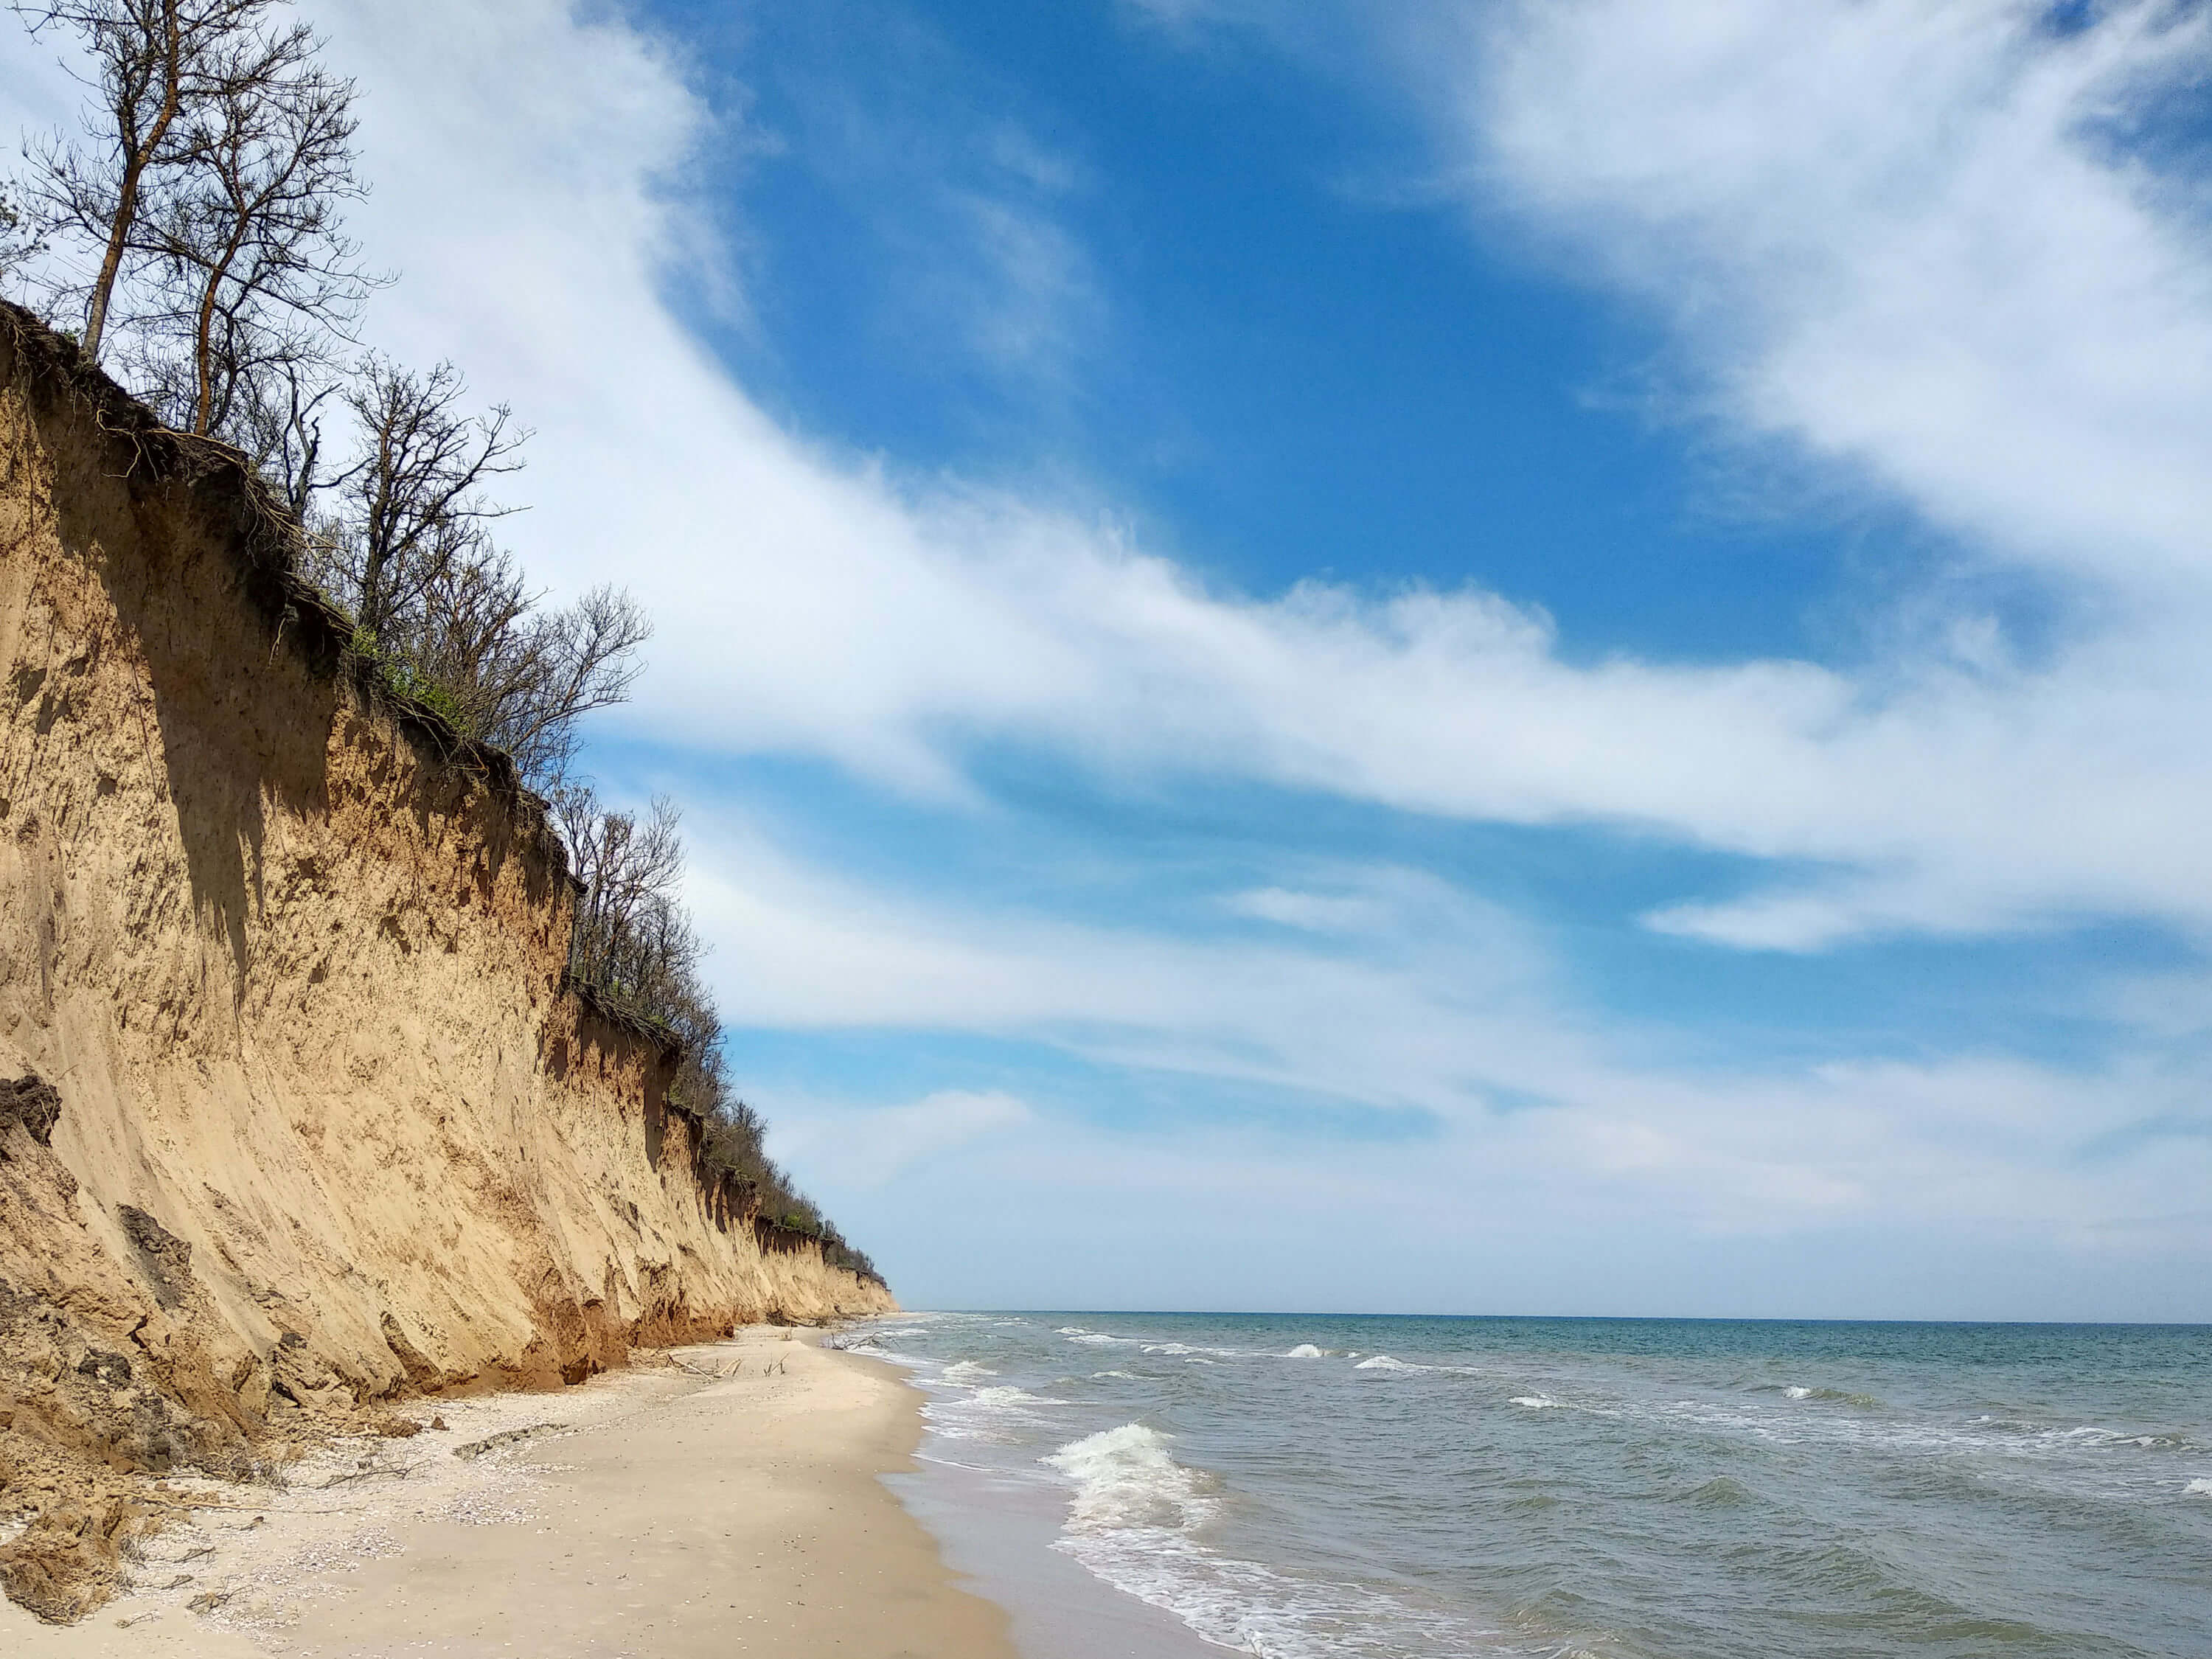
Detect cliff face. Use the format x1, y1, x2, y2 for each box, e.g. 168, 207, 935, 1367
0, 310, 891, 1619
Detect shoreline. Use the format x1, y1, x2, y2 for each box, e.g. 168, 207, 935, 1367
0, 1327, 1018, 1658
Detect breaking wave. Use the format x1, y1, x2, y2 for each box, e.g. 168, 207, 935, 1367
1045, 1424, 1219, 1533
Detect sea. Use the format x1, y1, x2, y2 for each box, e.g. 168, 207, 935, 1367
844, 1312, 2212, 1659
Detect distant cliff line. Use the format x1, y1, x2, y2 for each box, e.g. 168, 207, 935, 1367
0, 303, 892, 1623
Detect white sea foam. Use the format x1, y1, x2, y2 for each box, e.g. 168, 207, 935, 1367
1354, 1354, 1412, 1371
1044, 1424, 1218, 1533
1784, 1386, 1813, 1399
973, 1385, 1061, 1408
1093, 1370, 1136, 1380
922, 1381, 1069, 1445
1510, 1394, 1560, 1409
1051, 1524, 1512, 1659
942, 1360, 998, 1382
2185, 1478, 2212, 1497
1284, 1343, 1326, 1358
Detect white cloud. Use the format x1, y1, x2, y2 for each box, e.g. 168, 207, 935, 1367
1225, 886, 1391, 933
1465, 0, 2212, 588
768, 1090, 1034, 1187
678, 820, 1557, 1115
674, 815, 2212, 1254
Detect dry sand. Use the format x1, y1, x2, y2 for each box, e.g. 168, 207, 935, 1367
0, 1329, 1016, 1658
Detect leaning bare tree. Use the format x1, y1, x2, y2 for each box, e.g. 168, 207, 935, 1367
12, 0, 287, 359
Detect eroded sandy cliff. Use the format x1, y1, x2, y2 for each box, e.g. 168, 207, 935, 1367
0, 307, 892, 1620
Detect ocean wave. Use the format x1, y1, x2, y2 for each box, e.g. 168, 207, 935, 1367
1687, 1475, 1755, 1509
942, 1360, 998, 1382
1284, 1343, 1326, 1358
1780, 1385, 1884, 1407
2185, 1478, 2212, 1497
1354, 1354, 1415, 1371
1509, 1394, 1561, 1409
1093, 1369, 1137, 1380
1044, 1424, 1220, 1533
922, 1380, 1069, 1444
971, 1385, 1063, 1408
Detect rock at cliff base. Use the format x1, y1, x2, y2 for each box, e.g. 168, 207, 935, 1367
0, 1498, 140, 1624
0, 1074, 61, 1148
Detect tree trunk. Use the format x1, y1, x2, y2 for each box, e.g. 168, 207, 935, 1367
83, 0, 183, 361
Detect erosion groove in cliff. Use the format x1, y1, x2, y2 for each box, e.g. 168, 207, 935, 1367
0, 306, 894, 1623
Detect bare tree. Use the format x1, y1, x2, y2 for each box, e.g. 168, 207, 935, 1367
556, 789, 690, 993
305, 358, 646, 785
223, 345, 335, 515
12, 0, 282, 358
484, 584, 651, 782
133, 18, 375, 435
403, 552, 650, 782
323, 357, 526, 639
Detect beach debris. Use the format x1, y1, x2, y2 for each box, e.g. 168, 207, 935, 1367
452, 1424, 564, 1461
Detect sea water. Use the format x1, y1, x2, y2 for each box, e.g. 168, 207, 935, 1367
848, 1312, 2212, 1659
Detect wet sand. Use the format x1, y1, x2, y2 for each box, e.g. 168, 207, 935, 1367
0, 1327, 1017, 1658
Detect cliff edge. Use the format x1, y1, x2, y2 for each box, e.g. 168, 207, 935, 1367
0, 307, 893, 1621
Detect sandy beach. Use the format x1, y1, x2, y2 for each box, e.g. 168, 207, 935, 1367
0, 1329, 1015, 1659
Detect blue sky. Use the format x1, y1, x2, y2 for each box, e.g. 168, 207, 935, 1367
12, 0, 2212, 1318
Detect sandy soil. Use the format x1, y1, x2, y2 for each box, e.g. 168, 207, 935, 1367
0, 1331, 1015, 1659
